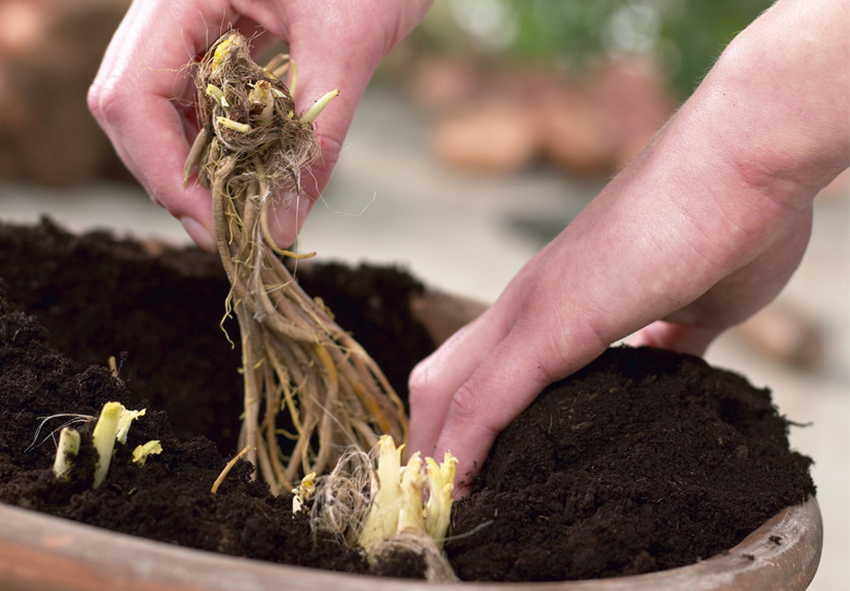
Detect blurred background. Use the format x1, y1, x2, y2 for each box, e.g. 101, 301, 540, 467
1, 1, 847, 589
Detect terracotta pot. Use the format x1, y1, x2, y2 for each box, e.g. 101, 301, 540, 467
0, 497, 822, 590
0, 282, 823, 590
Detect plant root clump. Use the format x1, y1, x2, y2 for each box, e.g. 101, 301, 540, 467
304, 439, 458, 582
184, 31, 407, 494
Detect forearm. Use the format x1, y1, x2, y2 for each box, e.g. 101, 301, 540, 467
406, 0, 848, 481
689, 0, 849, 201
533, 0, 849, 347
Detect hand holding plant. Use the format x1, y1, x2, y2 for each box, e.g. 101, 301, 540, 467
184, 31, 408, 493
88, 0, 432, 250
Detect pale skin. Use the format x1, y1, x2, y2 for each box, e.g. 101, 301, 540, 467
409, 0, 849, 491
91, 0, 848, 492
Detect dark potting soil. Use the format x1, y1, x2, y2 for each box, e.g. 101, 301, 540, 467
0, 218, 815, 582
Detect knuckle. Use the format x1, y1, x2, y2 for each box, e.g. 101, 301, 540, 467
407, 361, 435, 413
87, 78, 129, 128
446, 381, 486, 428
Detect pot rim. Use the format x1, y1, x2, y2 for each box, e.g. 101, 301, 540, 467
0, 496, 821, 591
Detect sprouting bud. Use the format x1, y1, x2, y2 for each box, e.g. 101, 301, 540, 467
292, 471, 317, 513
132, 440, 163, 466
206, 84, 229, 109
249, 80, 275, 128
211, 32, 242, 74
92, 402, 124, 488
116, 408, 146, 444
52, 427, 81, 480
217, 117, 252, 134
91, 401, 147, 488
398, 453, 426, 533
300, 89, 339, 124
357, 435, 458, 560
359, 435, 404, 554
425, 452, 458, 549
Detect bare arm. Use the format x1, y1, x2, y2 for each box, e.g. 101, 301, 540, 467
408, 0, 849, 489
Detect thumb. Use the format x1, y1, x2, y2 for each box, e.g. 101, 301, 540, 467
629, 321, 722, 356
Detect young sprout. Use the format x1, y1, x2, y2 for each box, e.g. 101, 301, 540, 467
206, 84, 229, 109
425, 452, 458, 550
291, 471, 317, 513
397, 453, 427, 534
248, 80, 275, 128
92, 402, 123, 488
116, 408, 146, 444
300, 88, 340, 124
359, 435, 404, 554
132, 440, 163, 466
358, 436, 458, 558
91, 401, 146, 488
52, 427, 80, 480
216, 116, 252, 134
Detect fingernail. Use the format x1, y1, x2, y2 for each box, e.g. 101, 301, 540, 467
179, 216, 216, 252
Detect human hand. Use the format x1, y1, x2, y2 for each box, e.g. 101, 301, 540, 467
408, 0, 849, 493
89, 0, 431, 251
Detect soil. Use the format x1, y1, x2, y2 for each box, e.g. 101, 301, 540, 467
0, 218, 815, 582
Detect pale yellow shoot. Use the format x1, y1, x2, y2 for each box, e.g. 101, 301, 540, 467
292, 471, 317, 513
91, 401, 149, 487
116, 408, 146, 444
425, 452, 458, 550
92, 401, 124, 488
248, 80, 275, 128
398, 453, 426, 533
132, 440, 163, 466
206, 84, 229, 109
359, 435, 403, 553
52, 427, 80, 480
211, 33, 241, 74
217, 117, 252, 134
300, 89, 339, 124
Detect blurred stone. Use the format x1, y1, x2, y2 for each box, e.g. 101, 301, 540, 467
735, 304, 824, 369
588, 57, 675, 170
431, 101, 539, 174
413, 55, 675, 179
538, 87, 617, 178
408, 56, 486, 115
0, 0, 132, 185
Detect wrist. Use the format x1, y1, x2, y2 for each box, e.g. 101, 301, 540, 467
689, 0, 849, 205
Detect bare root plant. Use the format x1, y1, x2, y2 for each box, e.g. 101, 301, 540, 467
184, 31, 407, 494
300, 435, 459, 582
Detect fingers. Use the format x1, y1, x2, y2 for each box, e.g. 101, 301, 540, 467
408, 310, 507, 457
90, 0, 433, 250
408, 259, 612, 492
410, 307, 611, 493
89, 0, 243, 250
629, 322, 722, 356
